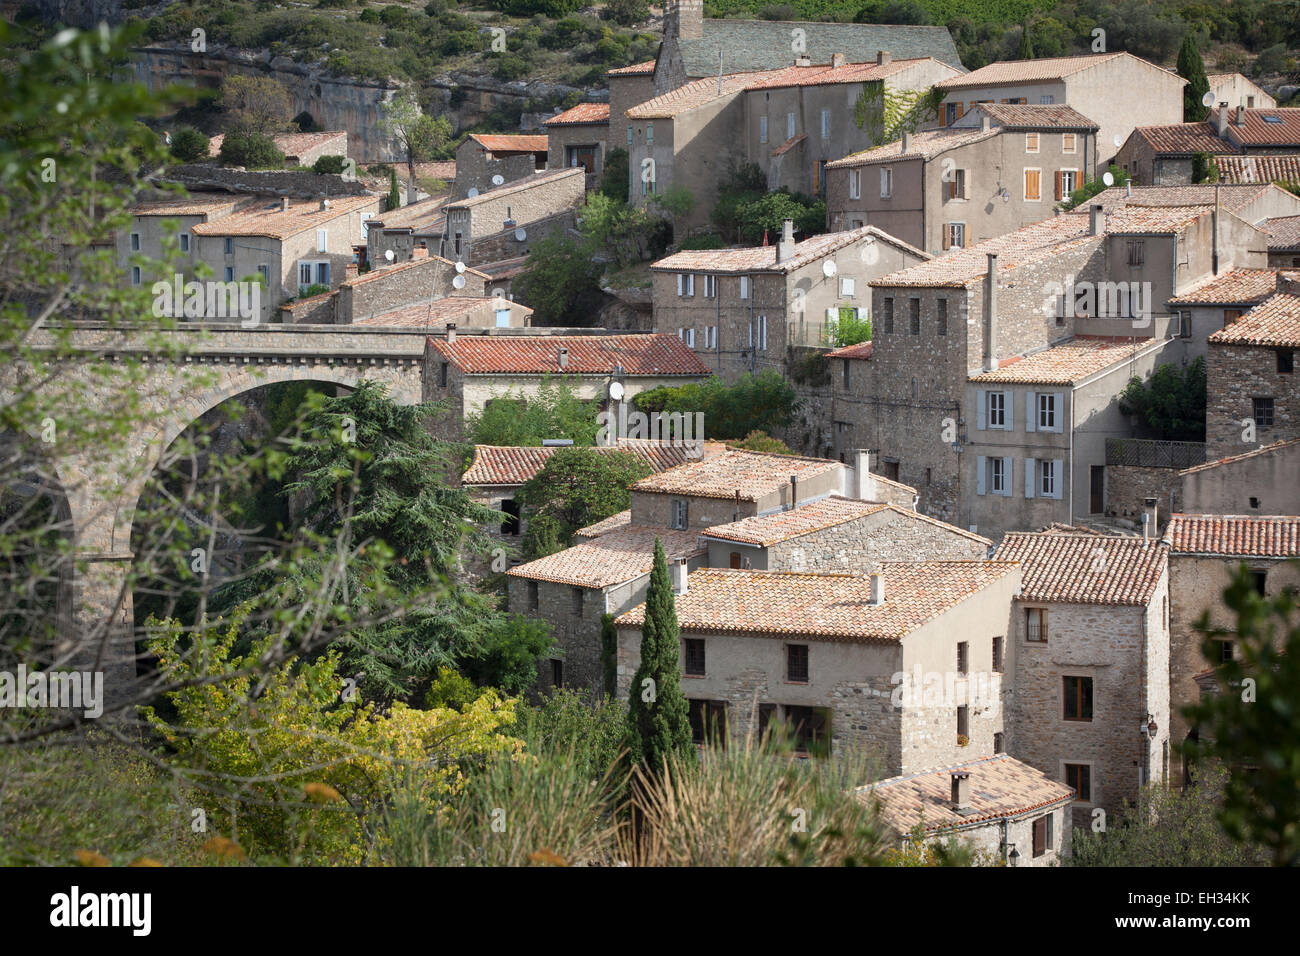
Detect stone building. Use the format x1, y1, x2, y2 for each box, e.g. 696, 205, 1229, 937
544, 103, 610, 188
857, 754, 1075, 866
121, 192, 244, 286
1113, 123, 1240, 186
933, 52, 1185, 167
1081, 183, 1300, 228
364, 197, 447, 267
1117, 108, 1300, 186
1205, 291, 1300, 458
607, 60, 657, 164
422, 331, 711, 441
826, 104, 1100, 253
1162, 514, 1300, 781
614, 561, 1021, 772
994, 529, 1171, 823
1165, 268, 1281, 362
207, 129, 349, 167
1207, 73, 1276, 111
436, 167, 585, 266
649, 223, 928, 381
1179, 438, 1300, 515
452, 133, 548, 200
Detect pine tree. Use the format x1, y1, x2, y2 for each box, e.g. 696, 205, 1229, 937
1016, 23, 1034, 60
625, 539, 693, 772
387, 167, 401, 211
1178, 36, 1210, 123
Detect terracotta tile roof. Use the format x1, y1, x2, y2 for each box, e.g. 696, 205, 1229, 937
608, 60, 655, 76
857, 754, 1076, 834
827, 340, 872, 360
614, 562, 1020, 641
935, 52, 1130, 90
1213, 155, 1300, 184
574, 509, 631, 539
1076, 183, 1274, 216
355, 297, 530, 329
970, 337, 1157, 385
444, 167, 584, 210
506, 526, 703, 589
191, 194, 377, 240
626, 69, 785, 119
1208, 292, 1300, 347
1127, 122, 1237, 156
826, 126, 998, 168
544, 103, 611, 126
429, 333, 710, 376
770, 133, 806, 157
971, 103, 1098, 130
462, 440, 692, 487
993, 531, 1167, 605
1266, 215, 1300, 251
372, 197, 447, 231
348, 254, 488, 285
1211, 108, 1300, 146
742, 57, 938, 91
630, 449, 840, 501
208, 129, 346, 160
466, 133, 549, 154
1178, 438, 1300, 476
1163, 514, 1300, 557
476, 255, 531, 280
651, 226, 927, 276
1168, 268, 1279, 305
129, 193, 242, 217
1102, 204, 1214, 235
700, 496, 987, 547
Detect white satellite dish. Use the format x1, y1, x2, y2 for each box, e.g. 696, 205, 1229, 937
384, 249, 395, 262
1113, 133, 1123, 148
467, 187, 479, 198
1102, 171, 1115, 187
454, 260, 466, 273
514, 227, 527, 241
452, 275, 466, 290
822, 260, 837, 278
609, 381, 625, 401
1202, 90, 1217, 108
492, 287, 506, 300
492, 174, 505, 186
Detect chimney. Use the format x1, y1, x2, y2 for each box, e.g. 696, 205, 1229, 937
557, 346, 569, 371
345, 262, 358, 280
901, 130, 912, 153
868, 571, 885, 606
789, 474, 798, 511
319, 198, 330, 211
831, 52, 845, 68
776, 218, 795, 263
281, 196, 290, 212
1216, 103, 1229, 137
983, 253, 999, 372
951, 771, 971, 811
413, 246, 429, 260
856, 449, 877, 501
445, 323, 456, 344
1143, 496, 1159, 543
980, 113, 991, 133
795, 55, 811, 67
668, 0, 703, 41
1089, 203, 1103, 236
876, 50, 891, 66
1126, 180, 1132, 198
1234, 105, 1245, 126
671, 558, 689, 595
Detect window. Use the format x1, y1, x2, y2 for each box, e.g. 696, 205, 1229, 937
684, 638, 706, 677
937, 298, 948, 336
957, 641, 968, 675
130, 233, 140, 251
956, 705, 969, 741
908, 297, 920, 334
627, 126, 632, 145
707, 326, 718, 348
840, 277, 855, 297
947, 167, 967, 201
571, 587, 584, 615
986, 455, 1006, 494
988, 391, 1005, 428
786, 643, 809, 683
943, 222, 965, 249
1024, 168, 1041, 201
759, 115, 768, 144
678, 327, 695, 347
1063, 676, 1093, 721
1218, 639, 1235, 663
848, 169, 861, 200
1251, 570, 1267, 595
1279, 350, 1294, 373
1065, 763, 1091, 801
1039, 458, 1057, 497
131, 266, 141, 286
992, 636, 1004, 672
1062, 132, 1076, 153
703, 274, 717, 298
527, 579, 539, 610
224, 266, 234, 282
495, 308, 511, 328
671, 498, 688, 530
551, 659, 563, 687
1224, 308, 1243, 325
1253, 397, 1275, 428
1032, 816, 1048, 858
783, 705, 830, 757
786, 112, 795, 140
688, 699, 728, 746
1127, 240, 1145, 266
179, 232, 190, 252
1034, 392, 1060, 431
1055, 169, 1078, 200
993, 731, 1005, 753
1179, 311, 1192, 338
258, 264, 270, 286
842, 359, 850, 388
1025, 132, 1040, 153
880, 167, 893, 198
1248, 96, 1256, 108
224, 237, 234, 255
729, 551, 742, 569
1040, 95, 1055, 104
821, 108, 830, 139
881, 297, 894, 333
1026, 607, 1047, 643
676, 273, 694, 297
739, 275, 750, 299
438, 361, 448, 388
646, 122, 653, 145
1250, 496, 1261, 509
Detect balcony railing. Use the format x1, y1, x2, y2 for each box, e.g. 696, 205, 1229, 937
1106, 438, 1206, 469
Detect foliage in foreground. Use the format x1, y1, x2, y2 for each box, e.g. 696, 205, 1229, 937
633, 370, 800, 441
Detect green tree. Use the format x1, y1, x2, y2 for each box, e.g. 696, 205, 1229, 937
312, 154, 348, 174
169, 126, 210, 163
600, 146, 630, 202
853, 0, 929, 24
1178, 35, 1211, 122
1183, 563, 1300, 866
828, 309, 872, 347
1016, 22, 1034, 59
633, 371, 800, 440
459, 614, 554, 695
1060, 164, 1130, 210
518, 447, 653, 557
380, 88, 452, 201
727, 430, 794, 454
1117, 358, 1206, 442
387, 167, 401, 211
734, 191, 826, 245
625, 539, 693, 771
513, 232, 606, 325
220, 75, 292, 136
219, 131, 284, 169
602, 0, 650, 25
465, 374, 601, 446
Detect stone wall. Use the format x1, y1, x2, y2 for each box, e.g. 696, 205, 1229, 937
164, 165, 370, 199
342, 254, 479, 321
508, 575, 612, 697
761, 508, 988, 572
1181, 441, 1300, 514
1105, 464, 1181, 521
1207, 342, 1300, 458
461, 210, 577, 266
909, 803, 1070, 866
454, 142, 541, 200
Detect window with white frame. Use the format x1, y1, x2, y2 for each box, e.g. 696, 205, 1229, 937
495, 308, 511, 328
944, 222, 965, 249
679, 327, 696, 347
1038, 393, 1058, 430
947, 167, 968, 201
739, 275, 750, 299
1058, 169, 1078, 200
704, 326, 717, 348
988, 391, 1006, 428
676, 273, 695, 297
989, 456, 1006, 494
703, 274, 717, 298
840, 277, 855, 297
1039, 458, 1057, 497
848, 169, 861, 199
298, 260, 330, 289
1040, 95, 1055, 104
787, 112, 795, 139
821, 109, 830, 139
179, 232, 190, 253
880, 167, 893, 198
759, 115, 768, 144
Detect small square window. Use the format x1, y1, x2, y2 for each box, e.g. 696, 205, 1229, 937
1063, 676, 1093, 721
1065, 763, 1091, 801
1253, 397, 1275, 428
786, 644, 809, 683
1218, 639, 1235, 663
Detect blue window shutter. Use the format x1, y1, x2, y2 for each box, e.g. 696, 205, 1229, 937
976, 456, 987, 495
1004, 392, 1014, 430
1001, 457, 1014, 496
976, 390, 986, 430
1025, 392, 1036, 432
1052, 458, 1065, 499
1025, 458, 1036, 498
1053, 392, 1066, 432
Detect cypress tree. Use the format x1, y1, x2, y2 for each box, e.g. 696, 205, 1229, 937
1178, 36, 1210, 123
1016, 23, 1034, 60
625, 539, 693, 772
387, 167, 401, 211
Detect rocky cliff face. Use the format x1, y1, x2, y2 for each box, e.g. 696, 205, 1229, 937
30, 0, 125, 29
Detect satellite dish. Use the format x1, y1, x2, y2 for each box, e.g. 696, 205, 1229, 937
514, 227, 527, 241
467, 187, 479, 198
491, 287, 506, 300
452, 275, 466, 289
492, 174, 505, 186
609, 381, 625, 401
822, 260, 837, 278
1102, 171, 1115, 187
1113, 133, 1123, 148
454, 260, 466, 273
1202, 90, 1217, 108
384, 249, 395, 262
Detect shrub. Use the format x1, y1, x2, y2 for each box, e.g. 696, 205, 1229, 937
169, 126, 210, 163
311, 153, 348, 174
218, 131, 284, 169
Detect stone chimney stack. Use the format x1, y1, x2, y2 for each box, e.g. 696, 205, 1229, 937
983, 253, 999, 372
856, 449, 876, 501
445, 323, 456, 344
980, 112, 991, 133
1234, 105, 1245, 126
902, 130, 912, 153
557, 346, 569, 371
1143, 497, 1159, 544
789, 474, 798, 511
667, 0, 704, 41
869, 571, 885, 606
1090, 203, 1104, 236
281, 196, 290, 212
876, 50, 891, 66
1217, 103, 1229, 137
831, 52, 845, 68
951, 771, 971, 811
776, 218, 796, 263
671, 559, 689, 595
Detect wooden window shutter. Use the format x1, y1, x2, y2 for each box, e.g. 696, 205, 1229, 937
1055, 170, 1064, 201
942, 225, 951, 250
